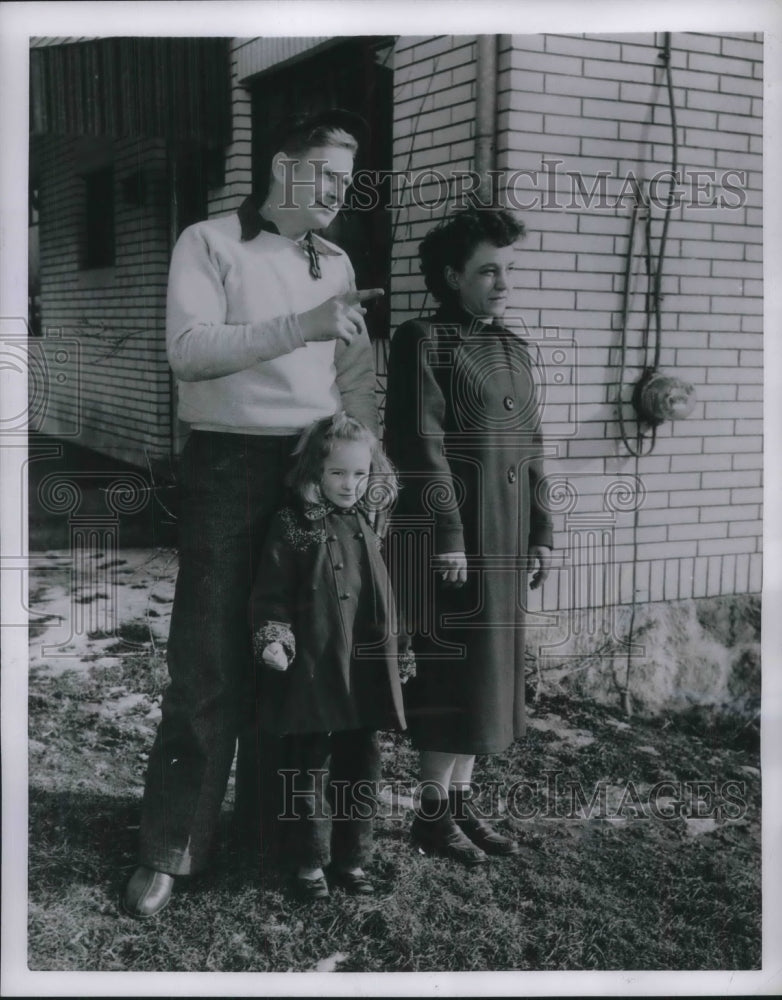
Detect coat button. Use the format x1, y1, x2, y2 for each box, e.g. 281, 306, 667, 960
503, 396, 515, 411
353, 532, 363, 540
326, 534, 337, 542
507, 467, 517, 483
340, 592, 351, 600
334, 562, 344, 570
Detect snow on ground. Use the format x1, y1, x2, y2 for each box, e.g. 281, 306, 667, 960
28, 548, 177, 676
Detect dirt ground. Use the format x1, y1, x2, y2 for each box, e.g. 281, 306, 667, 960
20, 545, 763, 976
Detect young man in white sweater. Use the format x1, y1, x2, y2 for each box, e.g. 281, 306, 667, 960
124, 109, 382, 918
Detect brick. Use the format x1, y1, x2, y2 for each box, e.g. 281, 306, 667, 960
734, 419, 763, 435
546, 35, 622, 60
718, 112, 762, 136
686, 89, 752, 115
582, 98, 649, 123
721, 36, 763, 61
705, 555, 722, 595
689, 51, 754, 76
502, 91, 581, 116
711, 260, 763, 280
733, 551, 750, 593
649, 560, 665, 602
731, 488, 763, 504
748, 553, 763, 592
736, 385, 763, 402
718, 74, 763, 97
506, 69, 546, 93
729, 521, 762, 538
705, 401, 761, 420
513, 50, 583, 75
670, 522, 727, 541
668, 489, 729, 508
720, 553, 738, 592
506, 110, 545, 133
547, 114, 618, 139
699, 537, 756, 557
670, 454, 730, 473
509, 34, 546, 53
638, 541, 700, 564
704, 436, 761, 458
702, 471, 760, 488
691, 556, 707, 597
700, 504, 758, 523
707, 367, 761, 385
545, 73, 619, 100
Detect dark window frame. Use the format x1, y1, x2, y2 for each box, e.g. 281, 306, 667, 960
81, 164, 115, 270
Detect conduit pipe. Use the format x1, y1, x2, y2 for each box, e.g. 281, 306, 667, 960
474, 34, 499, 204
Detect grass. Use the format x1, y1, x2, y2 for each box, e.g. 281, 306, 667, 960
27, 658, 761, 973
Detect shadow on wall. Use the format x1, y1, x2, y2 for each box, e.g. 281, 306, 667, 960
27, 434, 179, 552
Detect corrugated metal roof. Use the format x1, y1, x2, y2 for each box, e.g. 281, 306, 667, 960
235, 37, 334, 81
30, 37, 231, 144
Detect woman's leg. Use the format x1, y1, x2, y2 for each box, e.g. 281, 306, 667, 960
411, 751, 485, 865
448, 753, 519, 857
418, 750, 458, 813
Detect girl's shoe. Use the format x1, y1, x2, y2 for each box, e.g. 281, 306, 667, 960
410, 812, 487, 865
331, 868, 375, 895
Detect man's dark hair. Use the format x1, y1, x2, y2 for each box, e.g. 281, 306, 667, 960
418, 208, 526, 304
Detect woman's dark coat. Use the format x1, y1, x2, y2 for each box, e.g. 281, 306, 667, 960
249, 501, 407, 736
384, 304, 553, 754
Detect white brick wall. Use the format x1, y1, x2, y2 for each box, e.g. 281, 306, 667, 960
35, 135, 172, 466
390, 32, 763, 608
207, 39, 254, 216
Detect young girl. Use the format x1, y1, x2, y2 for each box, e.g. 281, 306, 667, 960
249, 412, 410, 900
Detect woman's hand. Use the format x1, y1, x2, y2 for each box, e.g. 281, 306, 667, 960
529, 545, 552, 591
262, 641, 290, 671
434, 551, 468, 587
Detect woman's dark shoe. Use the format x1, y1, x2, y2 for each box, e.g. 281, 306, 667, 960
293, 873, 330, 901
122, 866, 175, 919
449, 790, 520, 856
330, 868, 375, 895
411, 812, 487, 865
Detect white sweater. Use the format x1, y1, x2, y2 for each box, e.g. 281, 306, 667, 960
166, 213, 378, 435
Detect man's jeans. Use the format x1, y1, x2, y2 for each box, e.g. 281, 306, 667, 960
138, 430, 297, 875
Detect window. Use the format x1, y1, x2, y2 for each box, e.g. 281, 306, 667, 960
82, 165, 115, 269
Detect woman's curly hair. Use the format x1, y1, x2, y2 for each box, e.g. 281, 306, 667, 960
418, 207, 526, 304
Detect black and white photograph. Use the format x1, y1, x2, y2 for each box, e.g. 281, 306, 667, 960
1, 0, 780, 995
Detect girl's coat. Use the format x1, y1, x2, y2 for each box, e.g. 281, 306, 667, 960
249, 500, 407, 735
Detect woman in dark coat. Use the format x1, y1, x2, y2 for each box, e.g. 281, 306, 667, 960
385, 208, 553, 864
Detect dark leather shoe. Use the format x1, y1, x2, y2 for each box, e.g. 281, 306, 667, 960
330, 869, 375, 895
122, 866, 174, 918
455, 815, 520, 856
411, 814, 487, 865
293, 874, 330, 901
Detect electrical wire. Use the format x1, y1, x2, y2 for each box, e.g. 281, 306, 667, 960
618, 32, 680, 713
616, 31, 680, 458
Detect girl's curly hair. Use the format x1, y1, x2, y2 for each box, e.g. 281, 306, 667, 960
288, 412, 399, 510
418, 207, 526, 304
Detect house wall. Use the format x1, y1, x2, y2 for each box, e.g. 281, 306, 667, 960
389, 33, 763, 610
34, 134, 173, 466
